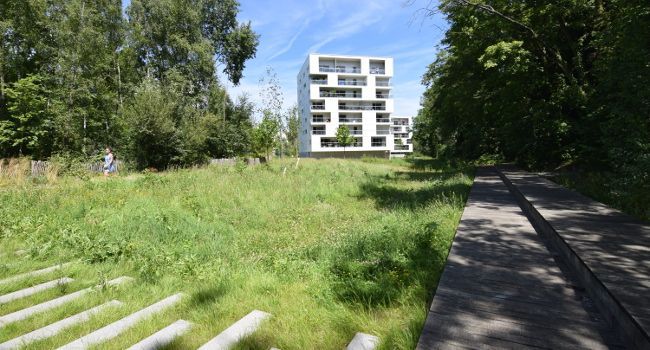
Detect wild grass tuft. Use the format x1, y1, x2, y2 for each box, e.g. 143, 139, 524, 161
0, 157, 473, 349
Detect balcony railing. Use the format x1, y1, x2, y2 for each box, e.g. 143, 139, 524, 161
311, 105, 325, 110
376, 130, 390, 135
311, 79, 327, 85
320, 91, 361, 98
393, 121, 409, 125
319, 66, 361, 73
376, 118, 390, 123
371, 142, 386, 147
338, 80, 366, 86
376, 94, 391, 99
350, 130, 363, 135
339, 118, 362, 123
339, 105, 385, 111
321, 141, 362, 148
312, 130, 326, 135
312, 118, 330, 123
376, 81, 391, 87
394, 145, 410, 151
370, 68, 386, 74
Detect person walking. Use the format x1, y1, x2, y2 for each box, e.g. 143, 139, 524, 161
103, 147, 116, 177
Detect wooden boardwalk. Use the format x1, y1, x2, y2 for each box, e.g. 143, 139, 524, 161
417, 167, 624, 349
498, 166, 650, 349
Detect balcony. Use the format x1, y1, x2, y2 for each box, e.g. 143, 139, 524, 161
312, 130, 326, 135
311, 79, 327, 85
394, 145, 410, 151
350, 129, 363, 135
339, 118, 362, 123
376, 93, 391, 99
312, 117, 330, 123
338, 80, 366, 86
321, 141, 363, 148
370, 68, 386, 75
339, 104, 386, 111
376, 118, 390, 123
376, 130, 390, 135
319, 66, 361, 74
320, 91, 361, 98
376, 81, 391, 86
311, 105, 325, 110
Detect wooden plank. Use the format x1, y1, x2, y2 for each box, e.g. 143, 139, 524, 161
57, 293, 184, 350
0, 300, 122, 349
417, 167, 618, 349
499, 167, 650, 348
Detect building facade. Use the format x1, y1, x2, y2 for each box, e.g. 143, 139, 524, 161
390, 115, 413, 157
297, 54, 412, 158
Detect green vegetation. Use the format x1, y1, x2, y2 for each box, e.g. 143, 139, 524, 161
0, 0, 262, 169
335, 125, 354, 158
0, 158, 473, 349
414, 0, 649, 216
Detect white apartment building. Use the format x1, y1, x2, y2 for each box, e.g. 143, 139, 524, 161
297, 53, 413, 158
391, 115, 414, 157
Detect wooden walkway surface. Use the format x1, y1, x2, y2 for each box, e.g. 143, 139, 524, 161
417, 167, 624, 349
498, 166, 650, 349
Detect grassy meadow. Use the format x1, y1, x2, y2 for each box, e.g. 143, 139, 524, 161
0, 157, 473, 349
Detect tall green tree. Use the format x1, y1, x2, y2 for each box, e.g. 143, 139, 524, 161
0, 75, 52, 157
285, 105, 300, 157
121, 78, 181, 170
252, 111, 279, 160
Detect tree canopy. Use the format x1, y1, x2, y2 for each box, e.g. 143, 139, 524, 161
0, 0, 260, 169
414, 0, 649, 215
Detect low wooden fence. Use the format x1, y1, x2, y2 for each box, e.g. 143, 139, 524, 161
29, 160, 122, 177
2, 157, 260, 178
209, 158, 262, 166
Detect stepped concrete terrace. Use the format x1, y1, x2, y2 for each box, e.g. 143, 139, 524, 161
497, 166, 650, 349
417, 167, 625, 349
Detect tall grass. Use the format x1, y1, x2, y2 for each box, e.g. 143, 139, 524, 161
0, 157, 473, 349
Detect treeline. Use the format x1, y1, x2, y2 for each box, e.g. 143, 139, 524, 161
0, 0, 295, 170
415, 1, 649, 193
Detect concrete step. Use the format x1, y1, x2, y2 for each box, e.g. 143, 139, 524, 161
0, 276, 133, 327
346, 332, 379, 350
197, 310, 271, 350
0, 300, 123, 349
57, 293, 184, 350
0, 263, 72, 286
127, 319, 192, 350
0, 277, 73, 304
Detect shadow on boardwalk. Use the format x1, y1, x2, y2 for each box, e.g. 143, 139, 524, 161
416, 168, 624, 350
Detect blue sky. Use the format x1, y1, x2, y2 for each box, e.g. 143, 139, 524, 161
123, 0, 448, 116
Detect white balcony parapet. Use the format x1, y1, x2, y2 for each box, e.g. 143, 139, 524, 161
338, 80, 366, 86
319, 66, 361, 74
338, 105, 385, 111
320, 91, 362, 98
